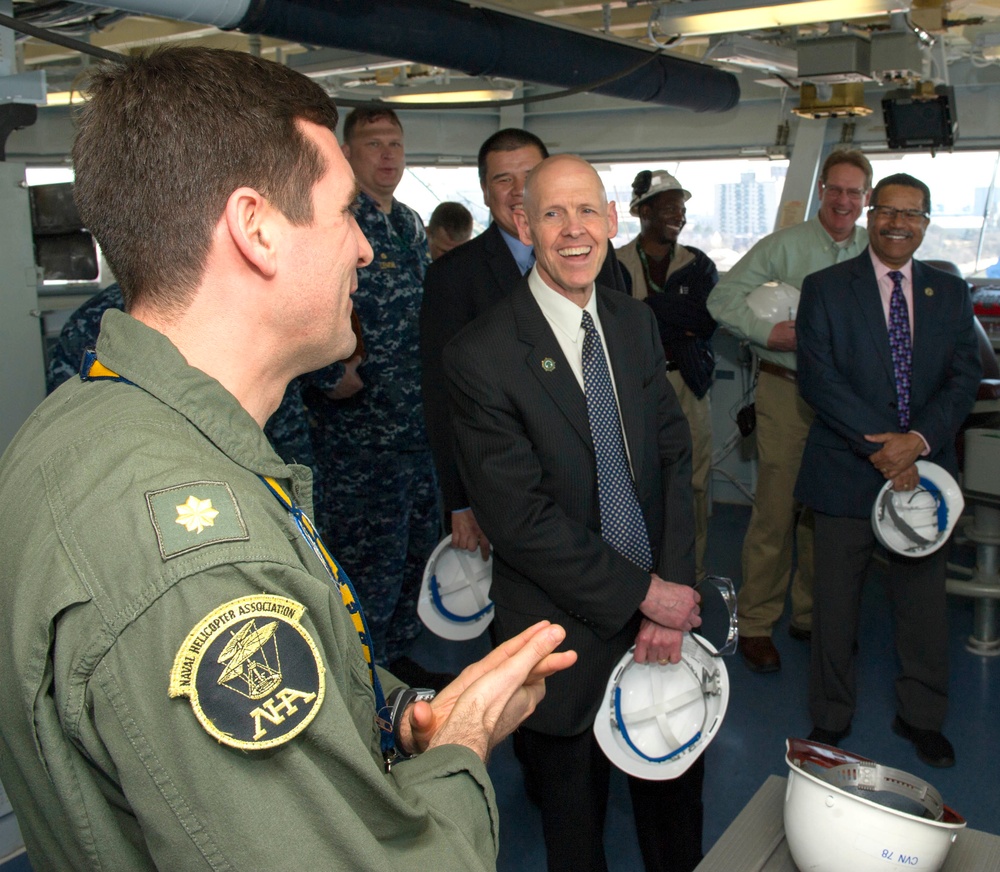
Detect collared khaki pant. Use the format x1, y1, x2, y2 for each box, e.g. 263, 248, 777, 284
737, 369, 815, 636
668, 369, 712, 581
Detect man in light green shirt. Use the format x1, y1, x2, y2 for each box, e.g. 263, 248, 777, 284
706, 150, 872, 674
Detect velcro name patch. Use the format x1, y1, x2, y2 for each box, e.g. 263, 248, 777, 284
169, 595, 326, 751
147, 481, 249, 559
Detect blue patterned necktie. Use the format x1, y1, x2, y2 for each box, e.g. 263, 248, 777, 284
580, 311, 653, 571
887, 270, 912, 431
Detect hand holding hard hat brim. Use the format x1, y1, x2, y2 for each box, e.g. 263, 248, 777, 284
594, 577, 737, 780
765, 320, 797, 352
634, 619, 686, 666
865, 431, 925, 481
450, 508, 491, 561
888, 465, 920, 492
594, 634, 730, 780
418, 535, 495, 640
871, 460, 963, 557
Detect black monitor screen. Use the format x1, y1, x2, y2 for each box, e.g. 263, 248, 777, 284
882, 87, 956, 150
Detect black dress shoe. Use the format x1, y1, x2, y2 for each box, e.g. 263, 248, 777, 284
788, 624, 812, 642
892, 716, 956, 768
807, 725, 850, 746
738, 636, 781, 673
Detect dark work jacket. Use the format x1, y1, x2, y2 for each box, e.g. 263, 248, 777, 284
619, 241, 719, 399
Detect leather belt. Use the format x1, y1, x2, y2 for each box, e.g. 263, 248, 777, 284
759, 360, 796, 383
664, 360, 680, 372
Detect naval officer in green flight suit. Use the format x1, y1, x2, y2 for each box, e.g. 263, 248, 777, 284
0, 46, 576, 872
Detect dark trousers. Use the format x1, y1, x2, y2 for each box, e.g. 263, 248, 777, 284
810, 512, 950, 733
516, 727, 704, 872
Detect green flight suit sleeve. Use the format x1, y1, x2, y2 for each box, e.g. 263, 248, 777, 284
70, 561, 500, 872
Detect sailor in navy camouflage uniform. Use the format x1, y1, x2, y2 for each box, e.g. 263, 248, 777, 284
46, 284, 126, 394
46, 283, 314, 472
306, 108, 441, 674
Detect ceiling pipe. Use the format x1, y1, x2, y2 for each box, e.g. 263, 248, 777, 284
74, 0, 740, 113
236, 0, 740, 112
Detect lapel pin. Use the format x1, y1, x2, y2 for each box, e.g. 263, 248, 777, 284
541, 358, 556, 372
925, 287, 934, 296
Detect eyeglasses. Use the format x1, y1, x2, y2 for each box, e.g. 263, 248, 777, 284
868, 205, 929, 223
822, 184, 867, 200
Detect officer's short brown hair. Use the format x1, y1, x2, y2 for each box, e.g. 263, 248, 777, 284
72, 47, 340, 313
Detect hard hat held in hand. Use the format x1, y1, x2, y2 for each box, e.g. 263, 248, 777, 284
747, 281, 800, 324
594, 576, 737, 780
871, 461, 963, 557
418, 535, 494, 641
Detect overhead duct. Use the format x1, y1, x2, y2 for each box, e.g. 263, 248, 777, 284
235, 0, 739, 112
74, 0, 740, 113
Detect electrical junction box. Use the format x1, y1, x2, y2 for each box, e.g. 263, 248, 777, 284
797, 34, 872, 82
870, 30, 926, 82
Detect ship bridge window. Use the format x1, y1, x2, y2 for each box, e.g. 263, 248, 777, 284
398, 151, 1000, 280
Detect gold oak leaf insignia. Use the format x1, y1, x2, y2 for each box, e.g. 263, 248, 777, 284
175, 495, 220, 534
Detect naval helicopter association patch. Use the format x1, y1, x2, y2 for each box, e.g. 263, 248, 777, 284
169, 595, 325, 750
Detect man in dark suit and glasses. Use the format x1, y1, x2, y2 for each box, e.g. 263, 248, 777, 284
795, 172, 980, 767
444, 154, 704, 872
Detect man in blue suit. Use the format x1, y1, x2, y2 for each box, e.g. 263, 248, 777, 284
795, 173, 981, 768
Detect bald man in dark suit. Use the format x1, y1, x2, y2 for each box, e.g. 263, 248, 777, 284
444, 155, 702, 872
421, 129, 628, 559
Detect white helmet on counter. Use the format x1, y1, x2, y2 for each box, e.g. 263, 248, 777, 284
784, 737, 966, 872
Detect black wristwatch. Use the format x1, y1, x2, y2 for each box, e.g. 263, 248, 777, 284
386, 686, 437, 761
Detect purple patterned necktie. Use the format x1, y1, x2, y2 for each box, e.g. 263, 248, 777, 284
580, 311, 653, 571
887, 270, 912, 431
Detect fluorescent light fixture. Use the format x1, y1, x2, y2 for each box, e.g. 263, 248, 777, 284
652, 0, 909, 37
385, 88, 514, 104
46, 90, 88, 106
382, 78, 516, 105
705, 35, 798, 73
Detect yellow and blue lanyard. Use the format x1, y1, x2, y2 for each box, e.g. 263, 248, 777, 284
258, 475, 394, 754
80, 350, 395, 755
